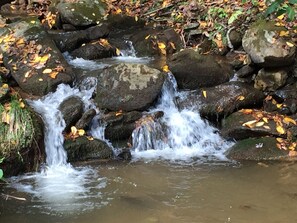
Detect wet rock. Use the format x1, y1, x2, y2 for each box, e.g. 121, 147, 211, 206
225, 137, 293, 161
48, 30, 88, 53
56, 0, 106, 27
242, 20, 296, 67
264, 83, 297, 115
130, 27, 183, 57
168, 49, 233, 90
59, 96, 84, 131
70, 41, 116, 60
107, 14, 145, 31
75, 108, 96, 130
102, 111, 143, 141
95, 63, 165, 111
254, 68, 288, 92
221, 109, 286, 140
117, 148, 132, 160
0, 18, 73, 96
85, 23, 110, 40
64, 136, 113, 162
228, 29, 242, 49
179, 82, 265, 119
236, 65, 256, 78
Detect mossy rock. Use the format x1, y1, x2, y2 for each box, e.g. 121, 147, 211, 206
0, 98, 45, 177
226, 137, 293, 161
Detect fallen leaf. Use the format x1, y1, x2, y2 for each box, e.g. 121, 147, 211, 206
276, 125, 285, 134
255, 121, 265, 127
262, 117, 269, 123
286, 42, 294, 47
283, 117, 296, 125
78, 129, 85, 136
202, 90, 207, 98
279, 30, 289, 37
49, 71, 59, 79
162, 65, 169, 72
237, 95, 245, 101
242, 120, 257, 128
116, 48, 121, 56
71, 126, 77, 135
289, 151, 297, 157
42, 68, 52, 74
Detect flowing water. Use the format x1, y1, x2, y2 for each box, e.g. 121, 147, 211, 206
1, 52, 297, 223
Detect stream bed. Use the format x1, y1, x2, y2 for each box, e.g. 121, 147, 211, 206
1, 160, 297, 223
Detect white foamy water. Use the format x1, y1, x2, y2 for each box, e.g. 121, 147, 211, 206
9, 78, 109, 213
132, 73, 233, 162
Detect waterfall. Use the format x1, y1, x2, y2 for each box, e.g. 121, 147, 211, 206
28, 77, 98, 166
131, 73, 233, 162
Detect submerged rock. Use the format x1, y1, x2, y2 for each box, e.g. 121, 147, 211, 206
242, 20, 296, 67
64, 136, 113, 162
168, 49, 233, 90
95, 63, 165, 111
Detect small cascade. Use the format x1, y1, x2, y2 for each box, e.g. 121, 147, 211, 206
131, 73, 233, 162
10, 78, 109, 213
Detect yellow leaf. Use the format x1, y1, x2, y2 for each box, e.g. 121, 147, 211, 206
276, 138, 284, 143
49, 71, 59, 79
202, 90, 207, 98
116, 48, 121, 56
279, 30, 289, 37
40, 54, 50, 63
255, 121, 265, 127
162, 65, 169, 72
276, 125, 285, 134
87, 136, 94, 141
158, 42, 166, 49
19, 101, 25, 108
262, 117, 269, 123
2, 83, 8, 89
78, 129, 85, 136
169, 41, 176, 50
42, 68, 52, 74
135, 15, 138, 22
38, 78, 43, 81
277, 14, 285, 20
116, 8, 122, 14
283, 117, 296, 125
71, 126, 77, 135
237, 95, 245, 101
242, 120, 257, 128
276, 103, 282, 108
286, 42, 294, 47
145, 35, 150, 40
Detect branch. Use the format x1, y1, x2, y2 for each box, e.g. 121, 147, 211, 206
1, 193, 27, 201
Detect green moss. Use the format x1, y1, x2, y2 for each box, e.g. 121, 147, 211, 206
0, 96, 35, 158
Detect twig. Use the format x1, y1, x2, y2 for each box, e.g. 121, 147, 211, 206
143, 4, 174, 17
1, 193, 27, 201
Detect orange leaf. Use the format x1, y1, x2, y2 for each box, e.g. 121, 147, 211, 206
49, 71, 59, 79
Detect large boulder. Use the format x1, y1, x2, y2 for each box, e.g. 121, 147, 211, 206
226, 137, 296, 161
56, 0, 107, 27
168, 49, 233, 90
64, 136, 113, 162
242, 20, 296, 67
58, 96, 84, 132
0, 18, 72, 96
179, 82, 265, 119
95, 63, 165, 111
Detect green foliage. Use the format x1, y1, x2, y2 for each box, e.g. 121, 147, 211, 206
0, 96, 35, 158
265, 0, 297, 21
0, 157, 3, 180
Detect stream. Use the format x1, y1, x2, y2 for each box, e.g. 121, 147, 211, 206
1, 49, 297, 223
